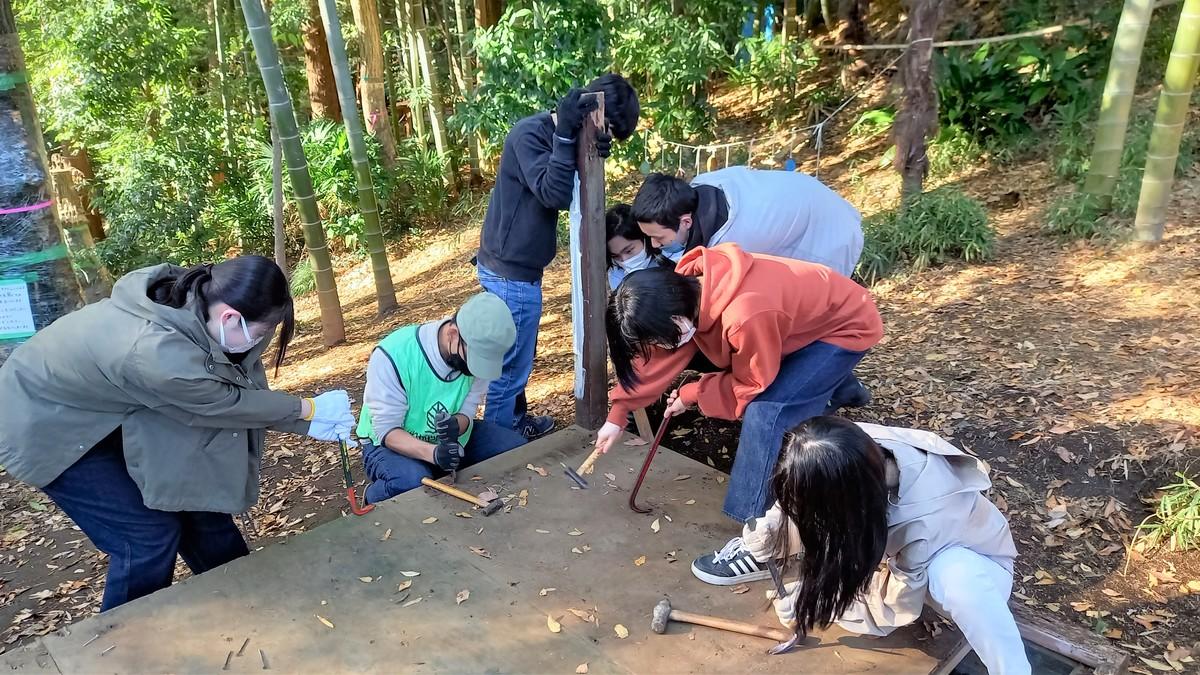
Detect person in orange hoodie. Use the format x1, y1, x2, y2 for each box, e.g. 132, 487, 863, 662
595, 243, 883, 585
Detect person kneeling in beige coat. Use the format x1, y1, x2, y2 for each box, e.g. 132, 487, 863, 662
704, 416, 1031, 675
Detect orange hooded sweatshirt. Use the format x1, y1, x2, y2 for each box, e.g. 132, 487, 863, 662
607, 244, 883, 425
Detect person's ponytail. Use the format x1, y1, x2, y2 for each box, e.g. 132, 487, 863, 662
148, 263, 213, 309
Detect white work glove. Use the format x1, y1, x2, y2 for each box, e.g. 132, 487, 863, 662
767, 580, 801, 632
305, 390, 355, 442
742, 503, 803, 563
594, 421, 623, 454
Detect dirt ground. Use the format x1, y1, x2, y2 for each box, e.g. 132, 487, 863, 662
2, 80, 1199, 671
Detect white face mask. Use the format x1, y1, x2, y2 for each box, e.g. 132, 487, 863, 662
616, 247, 653, 272
674, 317, 696, 348
219, 314, 264, 354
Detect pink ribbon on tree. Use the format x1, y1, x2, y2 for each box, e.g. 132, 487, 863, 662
0, 199, 53, 215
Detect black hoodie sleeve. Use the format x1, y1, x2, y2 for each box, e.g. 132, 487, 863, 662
512, 123, 576, 211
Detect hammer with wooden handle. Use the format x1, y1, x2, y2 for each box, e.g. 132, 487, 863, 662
650, 598, 798, 652
561, 446, 604, 489
420, 477, 503, 516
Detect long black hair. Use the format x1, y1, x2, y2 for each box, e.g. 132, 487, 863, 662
149, 255, 295, 373
606, 266, 700, 389
770, 416, 890, 635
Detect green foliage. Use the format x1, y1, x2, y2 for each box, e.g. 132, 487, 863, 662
289, 257, 317, 296
927, 124, 987, 178
729, 37, 820, 123
1135, 473, 1200, 552
935, 30, 1102, 142
456, 0, 610, 157
855, 187, 993, 284
611, 5, 730, 140
849, 107, 896, 139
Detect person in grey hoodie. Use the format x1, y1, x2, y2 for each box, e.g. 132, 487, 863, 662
0, 256, 354, 610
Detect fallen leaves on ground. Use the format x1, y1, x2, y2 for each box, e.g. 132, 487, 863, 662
397, 581, 412, 592
539, 587, 556, 596
526, 463, 549, 477
358, 576, 373, 583
421, 516, 438, 524
614, 624, 630, 639
315, 615, 334, 629
402, 597, 423, 608
456, 589, 470, 605
547, 614, 562, 633
576, 663, 589, 674
469, 546, 491, 559
650, 519, 661, 533
400, 571, 421, 577
634, 555, 646, 566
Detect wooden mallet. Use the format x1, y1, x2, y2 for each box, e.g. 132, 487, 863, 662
650, 598, 796, 648
420, 477, 503, 516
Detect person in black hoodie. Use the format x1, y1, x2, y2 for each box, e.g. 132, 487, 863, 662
476, 73, 639, 439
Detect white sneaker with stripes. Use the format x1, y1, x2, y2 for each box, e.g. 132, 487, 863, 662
690, 537, 771, 586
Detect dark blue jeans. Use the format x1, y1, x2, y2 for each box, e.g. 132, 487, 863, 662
40, 429, 249, 611
361, 420, 528, 504
476, 262, 542, 430
724, 341, 866, 523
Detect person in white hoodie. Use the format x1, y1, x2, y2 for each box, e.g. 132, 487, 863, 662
631, 167, 863, 277
691, 416, 1030, 675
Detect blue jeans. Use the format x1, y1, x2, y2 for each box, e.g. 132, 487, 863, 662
361, 420, 528, 504
476, 262, 542, 430
724, 341, 866, 523
40, 429, 249, 611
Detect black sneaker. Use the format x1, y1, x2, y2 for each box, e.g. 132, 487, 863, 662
690, 537, 771, 586
517, 414, 555, 440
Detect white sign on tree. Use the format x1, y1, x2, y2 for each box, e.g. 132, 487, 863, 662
0, 278, 37, 341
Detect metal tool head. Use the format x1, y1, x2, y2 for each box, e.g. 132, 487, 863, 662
481, 498, 503, 516
561, 462, 589, 489
767, 632, 801, 655
650, 598, 671, 634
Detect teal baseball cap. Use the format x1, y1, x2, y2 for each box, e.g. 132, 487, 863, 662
456, 292, 516, 381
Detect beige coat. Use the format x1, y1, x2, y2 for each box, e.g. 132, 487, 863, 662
745, 422, 1017, 636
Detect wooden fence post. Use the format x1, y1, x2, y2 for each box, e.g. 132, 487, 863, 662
572, 92, 607, 429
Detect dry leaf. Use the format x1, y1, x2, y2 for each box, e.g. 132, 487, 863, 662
1139, 658, 1174, 672
455, 512, 473, 519
397, 581, 412, 592
634, 555, 647, 566
547, 615, 562, 633
469, 546, 491, 559
614, 624, 630, 639
518, 489, 529, 507
684, 499, 696, 505
731, 584, 751, 595
716, 476, 725, 484
536, 529, 551, 534
316, 615, 335, 629
539, 587, 557, 596
576, 664, 589, 674
403, 597, 423, 608
526, 463, 549, 477
1104, 628, 1123, 639
1101, 588, 1122, 597
380, 528, 392, 541
568, 529, 584, 536
358, 576, 373, 583
604, 472, 617, 482
571, 547, 584, 554
673, 474, 691, 481
400, 571, 421, 577
456, 589, 470, 605
623, 437, 648, 446
651, 519, 661, 533
422, 516, 438, 524
478, 489, 498, 502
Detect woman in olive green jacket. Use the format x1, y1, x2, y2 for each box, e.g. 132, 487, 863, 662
0, 256, 355, 611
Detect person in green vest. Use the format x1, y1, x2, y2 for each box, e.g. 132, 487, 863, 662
357, 292, 529, 503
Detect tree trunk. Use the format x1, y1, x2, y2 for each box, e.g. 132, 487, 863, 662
820, 0, 836, 34
0, 0, 85, 366
398, 0, 428, 145
350, 0, 398, 167
318, 0, 399, 315
302, 0, 342, 122
212, 0, 239, 172
804, 0, 823, 33
271, 125, 287, 279
782, 0, 796, 44
894, 0, 942, 202
1083, 0, 1156, 202
836, 0, 869, 44
1133, 0, 1200, 242
60, 143, 106, 242
240, 0, 346, 346
453, 0, 483, 183
426, 0, 464, 191
411, 0, 453, 184
474, 0, 501, 30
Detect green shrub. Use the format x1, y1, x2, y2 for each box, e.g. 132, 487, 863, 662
1134, 473, 1200, 552
729, 37, 819, 123
1043, 191, 1114, 240
289, 257, 316, 297
856, 187, 993, 283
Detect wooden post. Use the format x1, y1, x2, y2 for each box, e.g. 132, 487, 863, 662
572, 92, 607, 430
